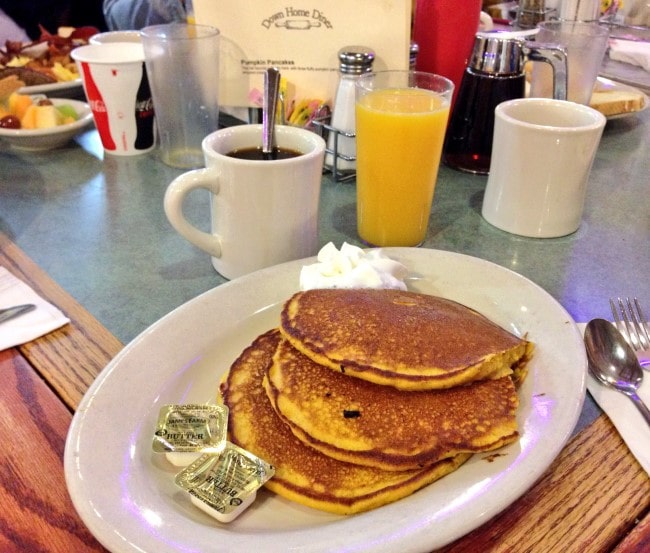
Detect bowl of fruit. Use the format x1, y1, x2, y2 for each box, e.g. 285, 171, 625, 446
0, 76, 93, 151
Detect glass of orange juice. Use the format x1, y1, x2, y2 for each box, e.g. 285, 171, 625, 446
355, 71, 453, 247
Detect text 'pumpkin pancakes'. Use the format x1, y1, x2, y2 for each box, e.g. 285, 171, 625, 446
265, 337, 520, 471
280, 289, 533, 390
220, 329, 470, 515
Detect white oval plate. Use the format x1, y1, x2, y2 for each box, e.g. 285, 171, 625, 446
600, 55, 650, 94
64, 248, 587, 553
592, 76, 649, 120
18, 78, 83, 96
0, 98, 93, 151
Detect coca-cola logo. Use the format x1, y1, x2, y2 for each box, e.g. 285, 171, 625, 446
136, 98, 154, 113
136, 97, 154, 120
89, 99, 107, 113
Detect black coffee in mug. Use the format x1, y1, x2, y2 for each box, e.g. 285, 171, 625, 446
226, 146, 302, 160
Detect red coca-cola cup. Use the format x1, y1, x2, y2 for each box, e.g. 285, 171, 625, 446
72, 43, 155, 156
413, 0, 482, 107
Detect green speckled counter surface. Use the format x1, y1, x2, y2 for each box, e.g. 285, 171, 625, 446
1, 109, 648, 434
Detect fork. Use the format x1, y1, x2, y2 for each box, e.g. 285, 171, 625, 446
610, 297, 650, 369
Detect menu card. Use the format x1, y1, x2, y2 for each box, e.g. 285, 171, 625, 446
193, 0, 412, 107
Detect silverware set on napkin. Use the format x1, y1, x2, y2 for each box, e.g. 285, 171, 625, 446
585, 297, 650, 424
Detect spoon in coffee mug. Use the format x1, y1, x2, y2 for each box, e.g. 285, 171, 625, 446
262, 67, 281, 160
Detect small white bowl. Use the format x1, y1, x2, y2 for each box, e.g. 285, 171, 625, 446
0, 98, 94, 151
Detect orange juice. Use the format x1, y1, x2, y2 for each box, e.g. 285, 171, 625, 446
356, 87, 450, 246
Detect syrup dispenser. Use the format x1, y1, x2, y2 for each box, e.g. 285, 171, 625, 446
443, 32, 568, 175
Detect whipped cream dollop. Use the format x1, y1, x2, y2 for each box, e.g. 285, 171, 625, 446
300, 242, 408, 291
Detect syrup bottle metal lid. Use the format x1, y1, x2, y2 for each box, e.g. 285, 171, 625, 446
468, 32, 529, 75
467, 30, 568, 99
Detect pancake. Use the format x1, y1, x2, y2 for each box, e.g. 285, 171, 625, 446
220, 329, 470, 515
266, 337, 520, 471
280, 289, 533, 390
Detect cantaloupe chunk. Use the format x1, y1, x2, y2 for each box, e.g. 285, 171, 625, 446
21, 105, 65, 129
8, 93, 32, 120
21, 104, 37, 128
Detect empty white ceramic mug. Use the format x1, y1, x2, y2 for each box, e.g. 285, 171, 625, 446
482, 98, 606, 238
164, 124, 325, 279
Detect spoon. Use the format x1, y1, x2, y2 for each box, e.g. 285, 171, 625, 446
262, 67, 281, 160
585, 318, 650, 425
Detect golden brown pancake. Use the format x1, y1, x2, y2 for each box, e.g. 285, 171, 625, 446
265, 337, 520, 471
220, 329, 470, 515
280, 289, 532, 390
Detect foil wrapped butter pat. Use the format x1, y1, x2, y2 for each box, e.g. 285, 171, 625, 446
152, 404, 229, 466
175, 443, 275, 523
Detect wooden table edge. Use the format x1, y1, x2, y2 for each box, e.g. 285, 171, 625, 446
2, 231, 649, 552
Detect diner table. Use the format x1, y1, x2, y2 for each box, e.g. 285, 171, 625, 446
0, 98, 649, 551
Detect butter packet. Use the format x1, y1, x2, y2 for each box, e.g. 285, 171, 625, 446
153, 404, 229, 466
175, 443, 275, 523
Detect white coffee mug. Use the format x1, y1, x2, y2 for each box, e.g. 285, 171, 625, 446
482, 98, 606, 238
164, 124, 325, 279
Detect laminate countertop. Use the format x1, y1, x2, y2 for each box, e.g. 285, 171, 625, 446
1, 108, 648, 433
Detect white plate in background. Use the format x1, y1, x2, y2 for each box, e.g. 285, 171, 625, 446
592, 76, 649, 119
600, 56, 650, 94
18, 78, 84, 97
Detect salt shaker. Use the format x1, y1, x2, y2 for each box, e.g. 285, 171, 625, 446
325, 46, 375, 172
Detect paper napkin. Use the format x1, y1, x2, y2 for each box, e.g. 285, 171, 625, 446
0, 267, 70, 351
580, 323, 650, 476
609, 39, 650, 72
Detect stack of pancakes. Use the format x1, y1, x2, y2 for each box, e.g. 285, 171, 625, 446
220, 289, 533, 515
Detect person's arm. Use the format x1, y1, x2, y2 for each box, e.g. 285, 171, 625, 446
103, 0, 186, 30
0, 0, 71, 39
0, 8, 30, 42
